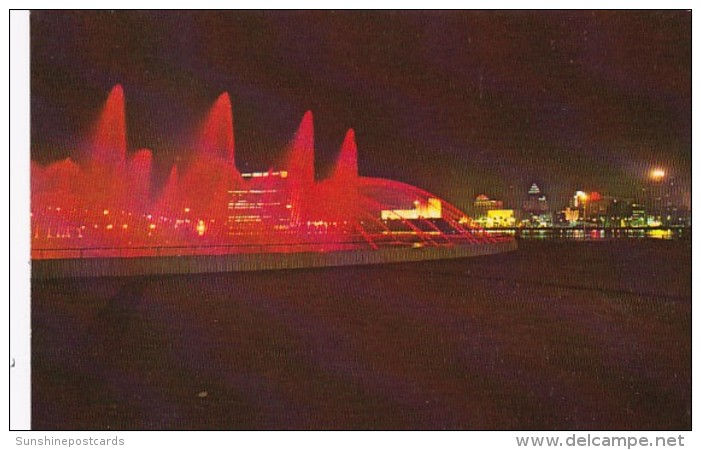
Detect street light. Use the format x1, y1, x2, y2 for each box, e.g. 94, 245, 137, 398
650, 168, 666, 182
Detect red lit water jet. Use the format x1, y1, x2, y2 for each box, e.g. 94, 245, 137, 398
91, 84, 127, 169
312, 129, 360, 224
199, 92, 236, 168
286, 110, 315, 187
125, 149, 153, 211
31, 85, 503, 259
331, 129, 358, 182
284, 111, 315, 225
176, 93, 241, 223
155, 165, 179, 215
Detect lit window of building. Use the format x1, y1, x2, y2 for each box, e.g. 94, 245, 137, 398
380, 198, 442, 221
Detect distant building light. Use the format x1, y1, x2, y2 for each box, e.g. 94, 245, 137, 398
381, 198, 441, 220
650, 168, 666, 181
484, 209, 516, 228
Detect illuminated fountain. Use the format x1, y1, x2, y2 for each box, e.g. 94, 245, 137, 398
31, 85, 514, 265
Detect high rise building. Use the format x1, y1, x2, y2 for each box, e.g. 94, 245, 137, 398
523, 183, 549, 215
522, 183, 551, 227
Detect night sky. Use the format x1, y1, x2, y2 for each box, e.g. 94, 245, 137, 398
30, 10, 691, 212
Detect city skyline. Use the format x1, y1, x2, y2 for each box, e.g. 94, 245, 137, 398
31, 11, 691, 213
471, 171, 688, 214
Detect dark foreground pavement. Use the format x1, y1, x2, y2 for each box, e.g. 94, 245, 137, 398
31, 239, 691, 430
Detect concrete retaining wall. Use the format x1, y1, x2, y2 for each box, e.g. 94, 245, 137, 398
31, 240, 517, 279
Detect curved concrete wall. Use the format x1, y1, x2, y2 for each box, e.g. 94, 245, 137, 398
31, 240, 517, 279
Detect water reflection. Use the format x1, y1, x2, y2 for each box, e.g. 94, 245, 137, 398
487, 228, 687, 241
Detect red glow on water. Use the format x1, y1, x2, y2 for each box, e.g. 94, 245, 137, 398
31, 86, 504, 259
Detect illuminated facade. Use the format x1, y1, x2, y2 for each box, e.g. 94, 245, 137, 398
475, 209, 516, 228
227, 171, 292, 233
563, 207, 580, 224
474, 194, 504, 216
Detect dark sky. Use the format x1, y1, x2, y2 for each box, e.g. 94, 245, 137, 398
30, 10, 691, 211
